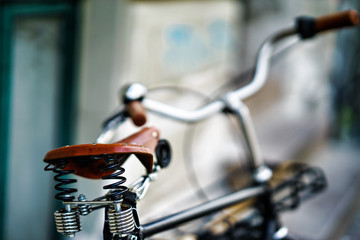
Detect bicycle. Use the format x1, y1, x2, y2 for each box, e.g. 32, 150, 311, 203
43, 10, 359, 240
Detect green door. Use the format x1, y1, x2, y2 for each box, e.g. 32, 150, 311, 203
0, 2, 78, 239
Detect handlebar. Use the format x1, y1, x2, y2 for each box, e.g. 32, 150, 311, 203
105, 10, 359, 131
316, 9, 359, 33
297, 9, 359, 39
124, 27, 296, 124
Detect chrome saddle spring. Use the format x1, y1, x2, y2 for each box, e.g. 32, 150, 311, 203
45, 161, 81, 237
101, 154, 128, 200
108, 204, 136, 235
54, 207, 82, 237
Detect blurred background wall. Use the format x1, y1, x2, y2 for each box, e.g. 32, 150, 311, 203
1, 0, 360, 240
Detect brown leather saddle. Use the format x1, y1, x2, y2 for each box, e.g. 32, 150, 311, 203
43, 127, 160, 179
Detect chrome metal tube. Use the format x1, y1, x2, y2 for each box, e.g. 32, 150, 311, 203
140, 185, 266, 237
232, 27, 297, 100
224, 99, 264, 171
143, 98, 225, 123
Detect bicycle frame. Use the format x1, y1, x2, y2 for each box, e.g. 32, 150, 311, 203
93, 26, 302, 239
44, 10, 358, 240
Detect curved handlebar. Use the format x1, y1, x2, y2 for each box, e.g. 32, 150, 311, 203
143, 98, 225, 123
104, 10, 359, 131
137, 27, 296, 123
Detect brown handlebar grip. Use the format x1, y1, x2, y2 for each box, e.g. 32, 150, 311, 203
126, 101, 147, 126
316, 10, 359, 33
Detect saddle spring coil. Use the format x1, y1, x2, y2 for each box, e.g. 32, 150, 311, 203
101, 154, 128, 200
44, 161, 78, 201
44, 161, 81, 237
108, 204, 137, 235
101, 154, 139, 237
54, 207, 82, 237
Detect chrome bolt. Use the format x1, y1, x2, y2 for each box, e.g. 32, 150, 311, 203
78, 194, 87, 201
114, 201, 122, 212
253, 165, 273, 183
